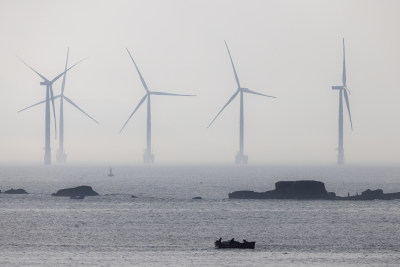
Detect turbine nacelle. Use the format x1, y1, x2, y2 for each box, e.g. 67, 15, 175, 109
332, 86, 344, 90
40, 80, 52, 86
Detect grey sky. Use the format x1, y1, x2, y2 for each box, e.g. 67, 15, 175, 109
0, 0, 399, 164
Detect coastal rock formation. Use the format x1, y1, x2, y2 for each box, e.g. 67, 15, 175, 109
229, 180, 336, 200
275, 180, 333, 198
336, 189, 400, 200
4, 188, 28, 194
229, 180, 400, 200
51, 185, 99, 197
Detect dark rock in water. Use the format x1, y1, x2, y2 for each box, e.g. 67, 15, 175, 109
131, 195, 137, 198
327, 192, 337, 198
229, 180, 400, 200
229, 180, 335, 200
4, 188, 28, 194
338, 189, 400, 200
275, 180, 328, 198
362, 189, 383, 199
192, 196, 202, 200
52, 186, 99, 197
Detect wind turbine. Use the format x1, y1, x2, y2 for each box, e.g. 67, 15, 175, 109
331, 38, 353, 165
120, 48, 195, 164
18, 54, 84, 165
208, 41, 276, 164
18, 49, 98, 163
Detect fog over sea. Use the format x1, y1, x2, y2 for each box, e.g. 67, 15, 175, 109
1, 164, 400, 266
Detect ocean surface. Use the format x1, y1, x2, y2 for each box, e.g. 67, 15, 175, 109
1, 164, 400, 266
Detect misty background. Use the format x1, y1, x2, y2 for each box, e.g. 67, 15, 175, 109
0, 0, 399, 164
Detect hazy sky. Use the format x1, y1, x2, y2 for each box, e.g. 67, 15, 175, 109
0, 0, 399, 164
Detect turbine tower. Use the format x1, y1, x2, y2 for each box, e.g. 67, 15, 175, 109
120, 48, 195, 164
331, 38, 353, 165
18, 56, 83, 165
208, 41, 275, 164
18, 49, 98, 163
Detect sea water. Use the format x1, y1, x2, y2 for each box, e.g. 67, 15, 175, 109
0, 164, 400, 266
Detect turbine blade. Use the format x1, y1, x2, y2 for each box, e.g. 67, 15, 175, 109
51, 57, 87, 83
342, 38, 346, 86
50, 85, 57, 139
126, 48, 149, 92
224, 41, 241, 88
61, 48, 69, 95
18, 95, 60, 113
343, 89, 353, 130
63, 96, 99, 124
207, 90, 239, 128
119, 94, 147, 133
242, 88, 276, 98
17, 57, 49, 81
151, 91, 196, 96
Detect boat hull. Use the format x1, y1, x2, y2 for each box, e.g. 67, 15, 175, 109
214, 240, 255, 249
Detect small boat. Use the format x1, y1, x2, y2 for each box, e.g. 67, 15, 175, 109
70, 195, 85, 199
214, 238, 255, 249
108, 168, 114, 177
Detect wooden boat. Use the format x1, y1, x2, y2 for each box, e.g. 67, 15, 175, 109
214, 238, 255, 249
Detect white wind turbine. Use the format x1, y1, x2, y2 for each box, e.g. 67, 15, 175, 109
18, 55, 84, 165
120, 48, 195, 164
331, 38, 353, 165
18, 49, 98, 163
208, 41, 276, 164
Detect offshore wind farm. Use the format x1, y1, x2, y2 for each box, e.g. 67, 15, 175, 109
1, 1, 399, 165
1, 1, 400, 266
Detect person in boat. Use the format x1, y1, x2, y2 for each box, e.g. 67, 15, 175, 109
230, 238, 235, 245
218, 238, 222, 243
243, 239, 247, 243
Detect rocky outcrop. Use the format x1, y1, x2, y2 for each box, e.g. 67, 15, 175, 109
229, 180, 336, 200
229, 180, 400, 200
4, 188, 28, 194
336, 189, 400, 200
361, 189, 383, 199
51, 186, 99, 197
